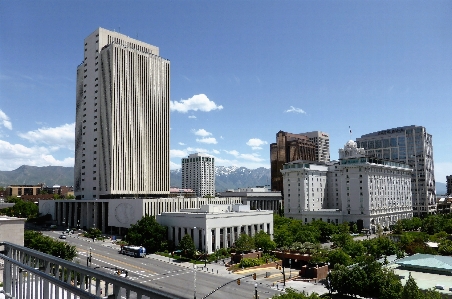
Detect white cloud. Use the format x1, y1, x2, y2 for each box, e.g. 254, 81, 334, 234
170, 149, 188, 158
170, 161, 180, 170
225, 150, 240, 157
435, 162, 452, 184
188, 115, 196, 119
170, 94, 223, 113
224, 149, 264, 162
212, 149, 220, 154
0, 139, 74, 170
178, 142, 185, 146
196, 137, 217, 144
246, 138, 268, 150
192, 129, 212, 137
285, 106, 306, 114
239, 153, 264, 162
0, 109, 12, 130
18, 123, 75, 150
186, 147, 210, 154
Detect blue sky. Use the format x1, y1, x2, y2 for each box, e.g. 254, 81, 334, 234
0, 1, 451, 183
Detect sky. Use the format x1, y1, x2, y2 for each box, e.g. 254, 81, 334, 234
0, 1, 451, 183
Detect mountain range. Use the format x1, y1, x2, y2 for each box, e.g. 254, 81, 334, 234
0, 165, 447, 195
0, 165, 271, 192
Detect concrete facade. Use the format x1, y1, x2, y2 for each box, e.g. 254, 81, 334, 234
218, 187, 282, 213
0, 216, 26, 246
282, 140, 413, 231
182, 153, 215, 197
39, 197, 242, 234
156, 204, 274, 254
356, 126, 435, 216
75, 27, 170, 200
302, 131, 331, 163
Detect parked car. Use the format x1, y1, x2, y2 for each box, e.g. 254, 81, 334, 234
59, 235, 67, 239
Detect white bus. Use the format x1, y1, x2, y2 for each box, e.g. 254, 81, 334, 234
120, 245, 146, 258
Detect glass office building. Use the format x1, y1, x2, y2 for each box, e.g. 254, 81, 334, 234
356, 126, 435, 216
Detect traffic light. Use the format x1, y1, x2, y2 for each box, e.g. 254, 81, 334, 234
253, 273, 256, 280
236, 279, 241, 285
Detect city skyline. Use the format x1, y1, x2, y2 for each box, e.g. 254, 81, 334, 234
0, 1, 451, 183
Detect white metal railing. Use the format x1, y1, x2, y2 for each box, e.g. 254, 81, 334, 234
0, 242, 181, 299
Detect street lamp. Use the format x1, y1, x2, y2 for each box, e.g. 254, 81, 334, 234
87, 247, 92, 267
254, 283, 258, 299
193, 264, 197, 299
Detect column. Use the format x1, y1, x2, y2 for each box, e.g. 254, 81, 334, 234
174, 226, 179, 246
194, 228, 200, 250
222, 227, 227, 249
62, 203, 67, 226
214, 227, 221, 252
68, 203, 73, 229
251, 223, 255, 237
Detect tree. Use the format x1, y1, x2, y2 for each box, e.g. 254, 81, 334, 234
401, 273, 422, 299
253, 230, 276, 252
393, 220, 404, 235
126, 215, 167, 253
85, 227, 102, 241
235, 233, 254, 253
438, 240, 452, 256
178, 234, 196, 258
3, 199, 39, 219
327, 248, 352, 268
24, 231, 77, 261
331, 232, 353, 248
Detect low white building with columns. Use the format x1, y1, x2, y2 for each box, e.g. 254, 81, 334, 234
38, 197, 242, 235
156, 204, 273, 254
217, 186, 282, 213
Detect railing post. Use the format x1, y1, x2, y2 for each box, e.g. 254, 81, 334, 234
43, 261, 50, 299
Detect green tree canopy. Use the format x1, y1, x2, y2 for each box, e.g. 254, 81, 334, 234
25, 230, 77, 261
235, 233, 254, 253
126, 215, 167, 253
253, 230, 276, 252
2, 199, 39, 219
178, 234, 196, 258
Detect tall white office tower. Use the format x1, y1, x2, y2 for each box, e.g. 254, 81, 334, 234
182, 153, 215, 197
302, 131, 331, 163
75, 28, 170, 200
356, 126, 435, 216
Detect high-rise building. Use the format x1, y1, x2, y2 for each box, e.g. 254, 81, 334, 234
75, 28, 170, 200
356, 126, 435, 216
270, 131, 316, 192
302, 131, 330, 163
282, 140, 413, 231
182, 153, 215, 197
447, 175, 452, 196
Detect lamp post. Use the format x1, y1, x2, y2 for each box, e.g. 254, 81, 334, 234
88, 247, 92, 267
193, 264, 197, 299
254, 283, 258, 299
62, 217, 65, 230
204, 228, 207, 267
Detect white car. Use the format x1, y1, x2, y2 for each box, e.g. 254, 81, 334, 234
59, 235, 67, 239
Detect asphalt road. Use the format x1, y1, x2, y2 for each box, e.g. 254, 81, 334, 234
41, 230, 281, 299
